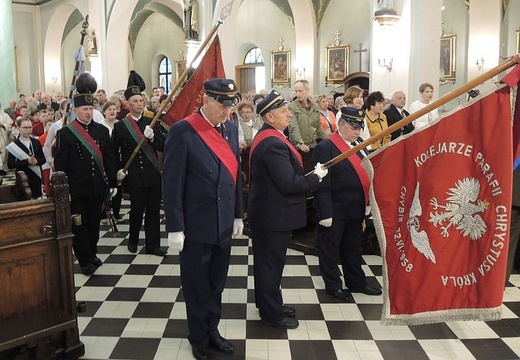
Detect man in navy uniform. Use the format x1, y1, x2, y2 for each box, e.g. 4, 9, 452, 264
312, 107, 382, 299
54, 91, 118, 275
112, 85, 166, 256
162, 79, 244, 360
248, 90, 328, 329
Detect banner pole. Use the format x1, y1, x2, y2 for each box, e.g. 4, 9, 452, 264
62, 16, 89, 126
122, 0, 235, 172
319, 57, 518, 171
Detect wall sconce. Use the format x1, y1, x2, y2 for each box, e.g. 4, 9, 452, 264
296, 65, 306, 78
378, 58, 393, 72
476, 58, 484, 72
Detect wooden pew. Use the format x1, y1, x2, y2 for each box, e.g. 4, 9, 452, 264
0, 171, 84, 359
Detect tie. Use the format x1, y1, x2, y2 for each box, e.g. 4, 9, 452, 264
215, 124, 226, 139
351, 141, 365, 159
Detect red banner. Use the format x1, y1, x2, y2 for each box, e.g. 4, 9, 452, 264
363, 86, 513, 325
163, 35, 226, 125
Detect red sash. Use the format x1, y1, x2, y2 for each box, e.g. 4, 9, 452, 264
186, 114, 238, 184
329, 133, 369, 204
250, 129, 303, 169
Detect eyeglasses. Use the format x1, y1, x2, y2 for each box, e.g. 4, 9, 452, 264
20, 126, 33, 129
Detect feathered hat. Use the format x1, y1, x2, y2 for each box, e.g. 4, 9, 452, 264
74, 72, 98, 107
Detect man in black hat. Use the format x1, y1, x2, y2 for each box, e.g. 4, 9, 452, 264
312, 107, 382, 299
162, 78, 243, 360
112, 85, 166, 257
54, 93, 118, 275
248, 90, 328, 330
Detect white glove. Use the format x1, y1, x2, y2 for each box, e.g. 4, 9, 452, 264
168, 231, 185, 252
319, 218, 333, 227
313, 162, 328, 182
232, 218, 244, 238
117, 169, 127, 181
110, 188, 118, 199
144, 125, 154, 140
365, 206, 371, 216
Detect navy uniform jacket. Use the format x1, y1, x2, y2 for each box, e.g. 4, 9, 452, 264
248, 124, 320, 232
7, 137, 45, 197
312, 137, 366, 221
112, 116, 165, 189
162, 115, 242, 244
54, 121, 117, 197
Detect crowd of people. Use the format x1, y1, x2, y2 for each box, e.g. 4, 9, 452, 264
2, 55, 520, 359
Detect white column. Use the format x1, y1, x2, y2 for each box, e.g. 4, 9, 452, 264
0, 0, 17, 105
467, 0, 501, 84
88, 0, 106, 90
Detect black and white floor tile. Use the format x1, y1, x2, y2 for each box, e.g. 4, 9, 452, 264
2, 170, 520, 359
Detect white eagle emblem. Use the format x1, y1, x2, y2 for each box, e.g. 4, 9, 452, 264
429, 177, 489, 240
407, 183, 436, 263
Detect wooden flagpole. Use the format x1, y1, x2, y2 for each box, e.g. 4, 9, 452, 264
122, 0, 235, 172
320, 57, 518, 171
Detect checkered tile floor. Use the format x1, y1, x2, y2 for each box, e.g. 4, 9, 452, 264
2, 170, 520, 359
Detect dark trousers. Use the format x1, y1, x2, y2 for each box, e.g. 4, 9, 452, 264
317, 217, 366, 291
506, 206, 520, 283
251, 228, 290, 322
180, 240, 231, 346
70, 195, 103, 267
128, 185, 161, 249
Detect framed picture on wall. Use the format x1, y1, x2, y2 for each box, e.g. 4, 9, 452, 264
440, 34, 456, 85
325, 44, 350, 86
271, 50, 291, 86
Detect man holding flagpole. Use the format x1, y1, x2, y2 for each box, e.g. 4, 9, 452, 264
54, 89, 118, 275
163, 79, 243, 360
312, 107, 382, 300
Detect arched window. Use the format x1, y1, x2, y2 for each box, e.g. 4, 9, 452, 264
244, 47, 264, 64
158, 57, 172, 93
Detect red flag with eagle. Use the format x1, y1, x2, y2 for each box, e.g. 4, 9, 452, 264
362, 68, 520, 325
163, 35, 226, 125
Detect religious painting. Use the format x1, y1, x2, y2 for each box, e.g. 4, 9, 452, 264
440, 34, 456, 85
325, 44, 349, 86
271, 50, 291, 86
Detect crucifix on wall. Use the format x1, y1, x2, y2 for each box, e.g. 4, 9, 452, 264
353, 43, 367, 72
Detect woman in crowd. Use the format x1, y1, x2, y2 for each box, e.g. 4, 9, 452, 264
101, 101, 123, 223
237, 101, 262, 150
7, 117, 45, 198
364, 91, 391, 150
408, 82, 438, 129
316, 94, 337, 136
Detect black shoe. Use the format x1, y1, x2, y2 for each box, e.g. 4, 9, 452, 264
209, 335, 234, 354
92, 257, 103, 268
283, 305, 296, 317
0, 170, 7, 176
263, 316, 299, 329
145, 247, 167, 256
81, 264, 97, 275
326, 288, 352, 301
191, 343, 209, 360
127, 243, 137, 253
350, 285, 382, 296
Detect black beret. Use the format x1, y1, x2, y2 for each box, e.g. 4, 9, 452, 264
73, 93, 95, 108
124, 86, 142, 100
204, 78, 238, 107
339, 106, 365, 128
256, 90, 288, 117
